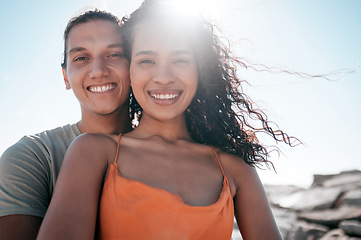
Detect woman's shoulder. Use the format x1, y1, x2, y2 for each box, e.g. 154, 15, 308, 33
67, 133, 120, 162
215, 149, 261, 194
215, 149, 251, 170
72, 133, 119, 146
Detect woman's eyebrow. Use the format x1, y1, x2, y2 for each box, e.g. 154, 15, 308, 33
134, 50, 192, 56
134, 50, 157, 56
171, 50, 192, 55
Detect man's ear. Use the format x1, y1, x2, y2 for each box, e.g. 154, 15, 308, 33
62, 68, 71, 90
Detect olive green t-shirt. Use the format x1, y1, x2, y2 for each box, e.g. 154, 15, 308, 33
0, 124, 81, 217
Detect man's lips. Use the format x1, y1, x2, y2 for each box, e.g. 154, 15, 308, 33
87, 83, 117, 93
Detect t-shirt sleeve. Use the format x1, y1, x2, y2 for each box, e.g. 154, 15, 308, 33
0, 137, 51, 218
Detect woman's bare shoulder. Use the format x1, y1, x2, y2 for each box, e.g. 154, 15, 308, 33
70, 133, 119, 149
216, 150, 253, 172
215, 149, 260, 195
65, 133, 120, 165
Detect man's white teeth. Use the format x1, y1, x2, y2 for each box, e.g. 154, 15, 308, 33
151, 93, 178, 100
89, 84, 115, 93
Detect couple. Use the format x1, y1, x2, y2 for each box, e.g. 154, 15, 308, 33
0, 0, 291, 239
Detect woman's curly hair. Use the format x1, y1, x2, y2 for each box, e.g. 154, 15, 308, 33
122, 0, 299, 168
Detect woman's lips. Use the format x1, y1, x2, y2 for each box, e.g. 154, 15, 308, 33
148, 90, 183, 105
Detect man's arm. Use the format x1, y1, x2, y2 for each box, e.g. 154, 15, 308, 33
0, 138, 51, 240
37, 134, 111, 239
0, 215, 42, 240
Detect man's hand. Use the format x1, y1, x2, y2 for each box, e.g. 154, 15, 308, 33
0, 215, 42, 240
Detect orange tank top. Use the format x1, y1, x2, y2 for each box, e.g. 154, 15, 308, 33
97, 135, 234, 240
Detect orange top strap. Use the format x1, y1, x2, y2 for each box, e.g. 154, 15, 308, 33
113, 134, 122, 165
211, 146, 226, 178
98, 142, 234, 239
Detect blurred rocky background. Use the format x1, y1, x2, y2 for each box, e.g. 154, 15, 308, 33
232, 170, 361, 240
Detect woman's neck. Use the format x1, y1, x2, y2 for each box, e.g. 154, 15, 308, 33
127, 114, 192, 143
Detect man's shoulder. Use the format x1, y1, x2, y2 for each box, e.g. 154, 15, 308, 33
31, 123, 80, 138
23, 123, 81, 146
3, 123, 81, 158
0, 125, 81, 218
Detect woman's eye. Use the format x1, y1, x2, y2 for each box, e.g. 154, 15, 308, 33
174, 59, 189, 64
139, 59, 155, 64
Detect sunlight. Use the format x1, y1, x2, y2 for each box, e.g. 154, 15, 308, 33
170, 0, 222, 19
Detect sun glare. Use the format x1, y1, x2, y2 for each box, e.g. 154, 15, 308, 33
170, 0, 222, 20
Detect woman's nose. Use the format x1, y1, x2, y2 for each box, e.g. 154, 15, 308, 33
153, 63, 175, 85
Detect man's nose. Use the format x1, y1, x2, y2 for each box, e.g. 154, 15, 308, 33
89, 58, 110, 79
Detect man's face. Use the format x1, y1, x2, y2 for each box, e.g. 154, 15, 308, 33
63, 20, 130, 117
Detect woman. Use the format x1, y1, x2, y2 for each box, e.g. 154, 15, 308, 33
38, 1, 295, 239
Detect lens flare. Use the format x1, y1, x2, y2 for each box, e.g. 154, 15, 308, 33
170, 0, 222, 19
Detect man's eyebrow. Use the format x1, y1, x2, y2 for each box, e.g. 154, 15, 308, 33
68, 43, 123, 55
134, 50, 157, 56
108, 43, 123, 49
68, 47, 86, 55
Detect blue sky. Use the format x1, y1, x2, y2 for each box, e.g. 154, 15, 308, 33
0, 0, 360, 187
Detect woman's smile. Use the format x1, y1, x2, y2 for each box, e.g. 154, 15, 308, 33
148, 89, 183, 105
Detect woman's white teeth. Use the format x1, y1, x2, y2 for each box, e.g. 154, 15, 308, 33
151, 93, 178, 100
89, 84, 115, 93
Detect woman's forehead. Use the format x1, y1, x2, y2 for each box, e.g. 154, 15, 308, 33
133, 20, 192, 47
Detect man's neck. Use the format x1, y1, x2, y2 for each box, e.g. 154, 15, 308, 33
77, 108, 132, 135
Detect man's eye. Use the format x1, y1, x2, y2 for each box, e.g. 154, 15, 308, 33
109, 53, 124, 58
74, 56, 88, 62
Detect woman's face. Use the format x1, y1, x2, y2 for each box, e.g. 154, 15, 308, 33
130, 21, 198, 122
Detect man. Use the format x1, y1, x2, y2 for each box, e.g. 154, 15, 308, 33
0, 10, 132, 240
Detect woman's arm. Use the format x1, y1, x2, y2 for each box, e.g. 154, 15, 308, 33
223, 154, 282, 240
37, 133, 116, 240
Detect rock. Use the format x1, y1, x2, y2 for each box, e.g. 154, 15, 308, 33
287, 220, 329, 240
312, 170, 361, 188
340, 220, 361, 237
342, 236, 361, 240
339, 190, 361, 208
272, 207, 297, 239
264, 185, 304, 204
318, 228, 361, 240
319, 228, 346, 240
298, 207, 361, 228
264, 170, 361, 240
275, 186, 343, 211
